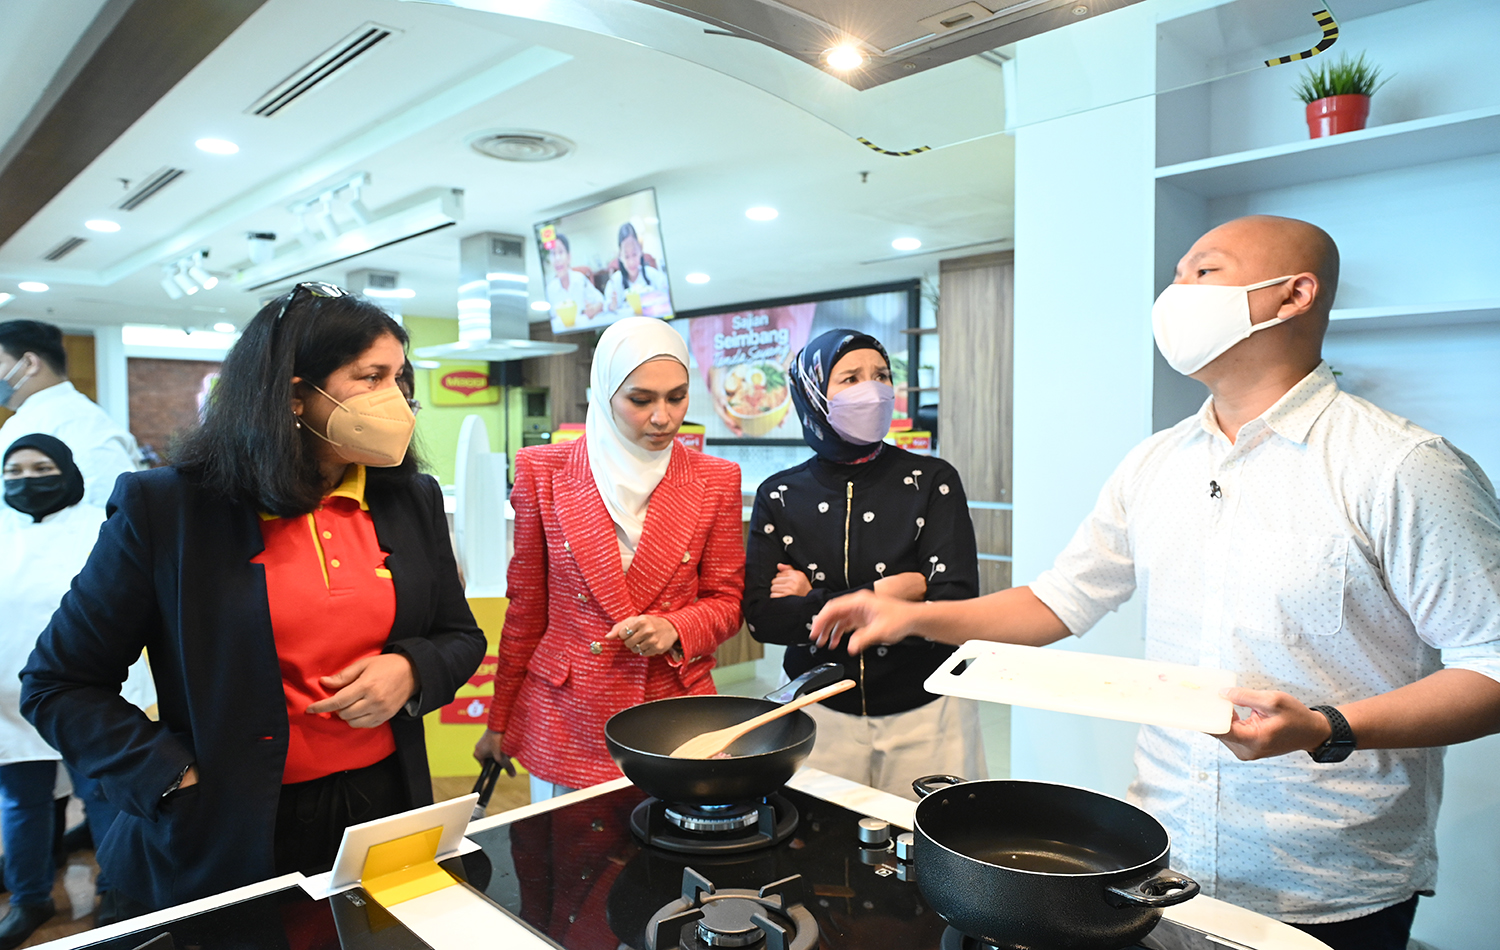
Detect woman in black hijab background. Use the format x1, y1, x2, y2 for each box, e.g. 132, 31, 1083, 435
743, 329, 986, 800
0, 435, 95, 944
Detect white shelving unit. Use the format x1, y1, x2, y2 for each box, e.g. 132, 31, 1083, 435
1156, 104, 1500, 198
1328, 297, 1500, 332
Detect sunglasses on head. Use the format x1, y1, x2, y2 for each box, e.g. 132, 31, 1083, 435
272, 281, 422, 414
271, 281, 349, 325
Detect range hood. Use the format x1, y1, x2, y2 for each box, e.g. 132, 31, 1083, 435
631, 0, 1147, 88
414, 232, 576, 362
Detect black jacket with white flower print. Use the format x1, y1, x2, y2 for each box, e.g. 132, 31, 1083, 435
744, 446, 979, 716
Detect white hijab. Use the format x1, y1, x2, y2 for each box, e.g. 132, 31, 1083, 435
585, 317, 690, 553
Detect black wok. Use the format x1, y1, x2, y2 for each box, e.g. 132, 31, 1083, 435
912, 775, 1199, 950
605, 664, 843, 804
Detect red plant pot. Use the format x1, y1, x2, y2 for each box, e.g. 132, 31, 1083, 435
1306, 94, 1371, 138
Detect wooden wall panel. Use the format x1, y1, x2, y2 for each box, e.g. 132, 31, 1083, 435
939, 251, 1014, 595
521, 323, 594, 426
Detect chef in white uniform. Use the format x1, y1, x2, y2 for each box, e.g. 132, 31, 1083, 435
0, 435, 103, 942
0, 320, 144, 507
0, 433, 154, 935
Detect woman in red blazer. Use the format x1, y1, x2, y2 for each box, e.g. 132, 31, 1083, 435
477, 317, 744, 795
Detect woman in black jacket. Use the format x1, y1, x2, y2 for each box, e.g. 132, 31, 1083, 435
20, 283, 484, 913
744, 328, 985, 799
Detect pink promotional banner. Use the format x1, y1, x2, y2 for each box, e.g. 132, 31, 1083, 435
688, 304, 815, 437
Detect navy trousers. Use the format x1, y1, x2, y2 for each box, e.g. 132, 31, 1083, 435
0, 761, 58, 905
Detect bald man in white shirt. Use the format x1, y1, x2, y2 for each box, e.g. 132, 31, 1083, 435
0, 320, 143, 507
810, 216, 1500, 950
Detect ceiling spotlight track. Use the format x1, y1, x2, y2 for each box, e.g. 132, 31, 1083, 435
158, 249, 219, 299
233, 187, 463, 292
289, 172, 373, 245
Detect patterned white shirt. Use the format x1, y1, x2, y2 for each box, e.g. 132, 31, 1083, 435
1030, 362, 1500, 924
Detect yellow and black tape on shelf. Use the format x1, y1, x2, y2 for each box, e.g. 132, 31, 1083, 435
1265, 8, 1340, 67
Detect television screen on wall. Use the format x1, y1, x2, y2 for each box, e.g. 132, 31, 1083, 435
533, 187, 674, 335
669, 280, 918, 443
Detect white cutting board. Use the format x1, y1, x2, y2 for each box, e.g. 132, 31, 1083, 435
925, 641, 1237, 734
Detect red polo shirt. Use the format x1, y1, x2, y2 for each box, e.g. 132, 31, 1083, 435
252, 465, 398, 784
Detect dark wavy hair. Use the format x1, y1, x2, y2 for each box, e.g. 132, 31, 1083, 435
174, 290, 423, 517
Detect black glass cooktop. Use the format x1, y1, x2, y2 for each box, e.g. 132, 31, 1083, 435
74, 785, 1227, 950
462, 785, 1219, 950
78, 885, 432, 950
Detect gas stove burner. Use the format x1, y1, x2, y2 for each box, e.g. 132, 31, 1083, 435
632, 794, 799, 855
665, 803, 762, 834
645, 867, 818, 950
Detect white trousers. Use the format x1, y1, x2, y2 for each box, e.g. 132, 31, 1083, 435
802, 695, 988, 801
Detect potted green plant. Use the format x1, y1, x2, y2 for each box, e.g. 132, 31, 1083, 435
1294, 52, 1391, 138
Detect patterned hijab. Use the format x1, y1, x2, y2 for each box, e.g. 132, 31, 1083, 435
789, 328, 890, 464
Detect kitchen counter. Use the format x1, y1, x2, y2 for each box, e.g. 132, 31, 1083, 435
38, 769, 1329, 950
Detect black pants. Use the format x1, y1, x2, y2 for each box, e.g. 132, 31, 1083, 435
1290, 894, 1420, 950
273, 754, 410, 877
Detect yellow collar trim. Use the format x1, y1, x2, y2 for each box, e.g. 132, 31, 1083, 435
257, 464, 369, 520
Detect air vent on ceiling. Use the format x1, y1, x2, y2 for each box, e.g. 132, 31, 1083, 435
470, 131, 574, 163
248, 22, 401, 118
42, 236, 87, 261
115, 167, 187, 211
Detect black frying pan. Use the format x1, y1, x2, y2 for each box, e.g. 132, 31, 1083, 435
604, 664, 844, 804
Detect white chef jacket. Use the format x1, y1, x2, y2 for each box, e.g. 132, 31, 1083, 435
1030, 361, 1500, 924
0, 502, 156, 766
1, 504, 103, 763
0, 381, 143, 507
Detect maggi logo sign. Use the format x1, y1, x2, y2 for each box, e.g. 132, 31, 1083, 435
440, 370, 490, 396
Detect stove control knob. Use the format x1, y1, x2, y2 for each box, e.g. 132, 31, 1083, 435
858, 817, 892, 847
895, 832, 915, 862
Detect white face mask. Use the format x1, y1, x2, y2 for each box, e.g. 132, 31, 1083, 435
1151, 275, 1296, 376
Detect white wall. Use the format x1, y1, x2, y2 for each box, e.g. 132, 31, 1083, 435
91, 324, 129, 431
1009, 3, 1160, 797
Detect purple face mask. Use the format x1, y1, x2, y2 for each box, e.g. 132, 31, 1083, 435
826, 380, 895, 445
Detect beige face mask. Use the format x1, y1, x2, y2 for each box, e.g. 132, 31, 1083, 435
303, 384, 416, 467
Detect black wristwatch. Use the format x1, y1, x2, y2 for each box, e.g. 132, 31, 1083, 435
1308, 705, 1356, 763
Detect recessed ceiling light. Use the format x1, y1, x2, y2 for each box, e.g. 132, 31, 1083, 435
530, 300, 551, 311
195, 138, 240, 155
0, 293, 14, 308
85, 219, 121, 233
685, 272, 710, 284
364, 288, 416, 299
745, 206, 779, 222
891, 237, 922, 251
213, 322, 236, 333
825, 45, 865, 71
17, 281, 49, 293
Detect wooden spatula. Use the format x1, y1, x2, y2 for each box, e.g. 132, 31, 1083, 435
669, 679, 857, 759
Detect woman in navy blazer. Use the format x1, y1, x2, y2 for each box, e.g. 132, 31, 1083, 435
20, 285, 484, 913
